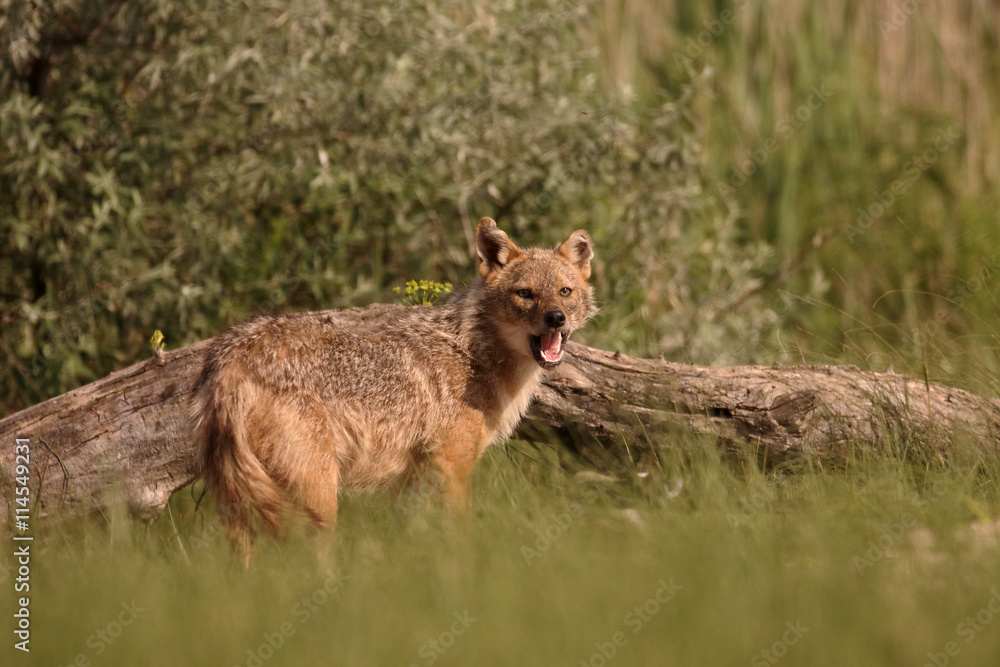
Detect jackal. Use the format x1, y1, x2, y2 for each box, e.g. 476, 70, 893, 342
194, 218, 594, 551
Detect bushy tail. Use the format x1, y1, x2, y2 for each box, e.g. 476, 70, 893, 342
194, 369, 287, 552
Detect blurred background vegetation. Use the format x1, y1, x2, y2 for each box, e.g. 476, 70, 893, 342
1, 0, 998, 414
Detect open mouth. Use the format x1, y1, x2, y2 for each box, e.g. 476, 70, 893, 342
529, 332, 568, 368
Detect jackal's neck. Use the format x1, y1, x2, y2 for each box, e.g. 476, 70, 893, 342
440, 281, 523, 365
438, 282, 544, 439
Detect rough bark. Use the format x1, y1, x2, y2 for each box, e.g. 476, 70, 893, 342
1, 304, 998, 522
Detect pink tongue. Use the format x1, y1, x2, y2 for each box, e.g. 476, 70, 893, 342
540, 332, 561, 360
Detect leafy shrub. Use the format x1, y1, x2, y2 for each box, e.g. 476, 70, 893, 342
0, 0, 777, 413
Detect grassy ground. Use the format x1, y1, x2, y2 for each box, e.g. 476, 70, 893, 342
5, 436, 999, 666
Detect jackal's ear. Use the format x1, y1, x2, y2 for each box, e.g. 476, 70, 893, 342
476, 217, 521, 278
558, 230, 594, 280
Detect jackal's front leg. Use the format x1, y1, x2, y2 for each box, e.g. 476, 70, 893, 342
432, 416, 489, 515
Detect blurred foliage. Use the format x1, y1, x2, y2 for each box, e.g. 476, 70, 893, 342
1, 0, 779, 414
3, 0, 999, 416
593, 0, 1000, 393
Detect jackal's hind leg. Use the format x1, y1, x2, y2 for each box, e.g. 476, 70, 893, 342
298, 471, 339, 529
289, 436, 340, 530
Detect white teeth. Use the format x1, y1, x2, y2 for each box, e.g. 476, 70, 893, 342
540, 335, 564, 362
534, 333, 567, 364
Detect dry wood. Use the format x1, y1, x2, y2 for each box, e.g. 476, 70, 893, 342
2, 304, 998, 522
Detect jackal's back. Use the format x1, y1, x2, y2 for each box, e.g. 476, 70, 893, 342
196, 310, 469, 492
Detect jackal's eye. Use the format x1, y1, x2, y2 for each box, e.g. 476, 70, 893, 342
516, 288, 534, 299
560, 287, 573, 296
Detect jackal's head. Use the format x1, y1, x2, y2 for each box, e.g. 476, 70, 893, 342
476, 217, 595, 369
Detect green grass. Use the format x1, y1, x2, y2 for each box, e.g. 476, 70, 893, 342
6, 436, 999, 666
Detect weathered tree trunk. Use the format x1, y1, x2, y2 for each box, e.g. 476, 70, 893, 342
1, 304, 998, 522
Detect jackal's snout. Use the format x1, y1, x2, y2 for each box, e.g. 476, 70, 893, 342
531, 309, 569, 367
543, 309, 566, 329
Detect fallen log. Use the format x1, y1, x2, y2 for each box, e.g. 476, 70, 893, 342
1, 303, 998, 522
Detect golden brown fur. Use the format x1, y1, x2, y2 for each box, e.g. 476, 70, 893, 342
193, 218, 594, 552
